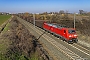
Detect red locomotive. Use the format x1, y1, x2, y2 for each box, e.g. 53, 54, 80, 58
43, 22, 78, 43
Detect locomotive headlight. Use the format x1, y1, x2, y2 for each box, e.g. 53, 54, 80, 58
74, 35, 77, 36
69, 35, 72, 37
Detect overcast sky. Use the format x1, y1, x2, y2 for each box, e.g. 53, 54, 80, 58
0, 0, 90, 13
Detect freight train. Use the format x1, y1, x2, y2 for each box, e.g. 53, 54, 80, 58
20, 16, 78, 43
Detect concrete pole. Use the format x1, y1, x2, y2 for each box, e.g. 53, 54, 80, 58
74, 13, 75, 29
33, 14, 35, 27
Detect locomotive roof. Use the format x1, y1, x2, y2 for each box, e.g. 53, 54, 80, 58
46, 22, 68, 28
45, 22, 75, 30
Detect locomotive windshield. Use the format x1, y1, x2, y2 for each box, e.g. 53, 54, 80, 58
68, 30, 76, 34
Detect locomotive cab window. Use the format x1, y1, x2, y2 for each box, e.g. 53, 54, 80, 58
64, 30, 66, 33
68, 30, 75, 34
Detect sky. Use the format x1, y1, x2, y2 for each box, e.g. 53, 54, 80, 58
0, 0, 90, 13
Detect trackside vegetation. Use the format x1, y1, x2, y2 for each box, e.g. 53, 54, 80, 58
0, 17, 46, 60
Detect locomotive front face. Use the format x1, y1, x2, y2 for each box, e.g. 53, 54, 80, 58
68, 30, 77, 38
68, 29, 78, 43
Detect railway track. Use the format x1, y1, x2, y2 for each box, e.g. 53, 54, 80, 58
69, 43, 90, 56
32, 20, 90, 60
17, 16, 90, 60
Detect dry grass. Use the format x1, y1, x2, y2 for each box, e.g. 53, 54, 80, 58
77, 31, 90, 48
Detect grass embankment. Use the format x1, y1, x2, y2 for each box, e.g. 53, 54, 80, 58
0, 23, 11, 60
0, 18, 43, 60
0, 15, 11, 26
0, 15, 11, 60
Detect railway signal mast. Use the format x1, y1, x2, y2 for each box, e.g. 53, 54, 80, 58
74, 13, 76, 29
33, 14, 35, 27
74, 13, 78, 29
